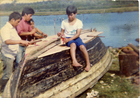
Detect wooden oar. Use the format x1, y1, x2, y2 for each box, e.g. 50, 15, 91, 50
87, 35, 105, 37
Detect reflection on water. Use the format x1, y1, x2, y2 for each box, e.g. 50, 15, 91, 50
0, 11, 139, 47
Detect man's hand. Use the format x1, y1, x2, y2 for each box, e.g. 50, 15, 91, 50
42, 33, 48, 38
34, 33, 44, 39
20, 40, 29, 46
64, 38, 69, 43
57, 32, 62, 37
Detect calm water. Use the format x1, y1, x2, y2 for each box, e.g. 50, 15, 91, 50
0, 11, 139, 47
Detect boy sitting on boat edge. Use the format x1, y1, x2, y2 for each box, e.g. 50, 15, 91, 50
57, 5, 91, 72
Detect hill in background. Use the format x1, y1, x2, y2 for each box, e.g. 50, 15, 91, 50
0, 0, 138, 15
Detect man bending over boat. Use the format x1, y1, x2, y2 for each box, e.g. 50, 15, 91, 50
57, 5, 91, 72
17, 7, 44, 41
0, 12, 29, 91
16, 7, 46, 62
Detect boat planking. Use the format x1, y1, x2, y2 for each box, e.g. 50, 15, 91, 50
3, 29, 113, 98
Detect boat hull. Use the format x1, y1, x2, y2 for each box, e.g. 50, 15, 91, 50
3, 36, 112, 98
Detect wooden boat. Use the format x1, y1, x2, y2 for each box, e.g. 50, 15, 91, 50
3, 29, 113, 98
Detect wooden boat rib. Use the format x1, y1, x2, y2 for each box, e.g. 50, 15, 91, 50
3, 30, 113, 98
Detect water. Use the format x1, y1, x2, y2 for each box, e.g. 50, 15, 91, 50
0, 11, 139, 47
0, 11, 139, 97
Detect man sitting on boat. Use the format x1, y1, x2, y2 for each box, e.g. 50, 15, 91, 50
57, 5, 91, 72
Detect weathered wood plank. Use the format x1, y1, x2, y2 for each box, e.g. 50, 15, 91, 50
128, 43, 139, 54
38, 31, 103, 58
36, 50, 112, 98
25, 37, 60, 60
22, 37, 104, 75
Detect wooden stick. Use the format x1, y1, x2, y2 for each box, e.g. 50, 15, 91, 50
36, 32, 47, 38
29, 39, 42, 44
81, 29, 91, 34
128, 43, 139, 54
87, 35, 105, 37
26, 38, 60, 58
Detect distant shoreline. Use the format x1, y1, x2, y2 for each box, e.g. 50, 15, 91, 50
0, 6, 138, 16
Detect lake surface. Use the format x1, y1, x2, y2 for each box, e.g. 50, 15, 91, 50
0, 11, 139, 47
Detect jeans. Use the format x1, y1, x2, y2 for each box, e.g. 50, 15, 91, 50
1, 46, 25, 79
1, 53, 14, 80
16, 46, 25, 64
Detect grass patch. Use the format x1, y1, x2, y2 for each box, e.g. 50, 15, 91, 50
94, 75, 139, 98
77, 57, 139, 98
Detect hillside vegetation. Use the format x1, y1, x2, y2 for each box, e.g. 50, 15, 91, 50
0, 0, 138, 16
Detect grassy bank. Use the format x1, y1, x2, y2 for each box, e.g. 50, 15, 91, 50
77, 52, 139, 98
0, 6, 138, 16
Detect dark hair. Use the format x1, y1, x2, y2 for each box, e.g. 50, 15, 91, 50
22, 7, 35, 16
9, 12, 22, 21
66, 5, 77, 15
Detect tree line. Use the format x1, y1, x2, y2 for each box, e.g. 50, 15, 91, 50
0, 0, 138, 13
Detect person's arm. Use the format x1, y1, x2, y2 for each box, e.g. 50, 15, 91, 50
34, 33, 44, 39
1, 28, 28, 46
58, 20, 65, 37
5, 39, 29, 46
64, 29, 82, 43
19, 28, 37, 36
36, 28, 48, 37
57, 28, 65, 37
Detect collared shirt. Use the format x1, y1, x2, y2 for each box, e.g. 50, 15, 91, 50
0, 22, 21, 60
16, 17, 32, 40
61, 19, 83, 37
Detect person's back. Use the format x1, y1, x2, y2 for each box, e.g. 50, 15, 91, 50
57, 5, 91, 72
1, 22, 19, 56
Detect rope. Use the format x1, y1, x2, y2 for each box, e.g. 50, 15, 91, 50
116, 46, 133, 56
